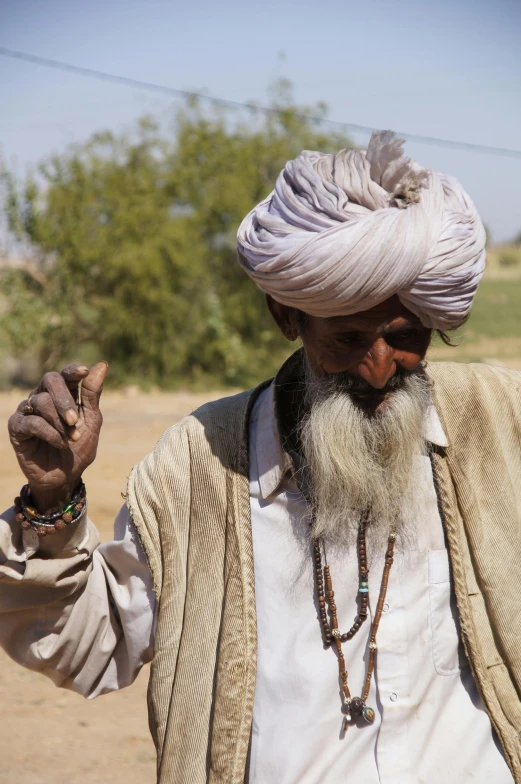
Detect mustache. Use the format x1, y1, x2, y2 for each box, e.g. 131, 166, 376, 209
315, 365, 424, 397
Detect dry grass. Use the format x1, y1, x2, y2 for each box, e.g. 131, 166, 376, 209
429, 252, 521, 370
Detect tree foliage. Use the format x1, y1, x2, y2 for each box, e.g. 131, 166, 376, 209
1, 85, 353, 387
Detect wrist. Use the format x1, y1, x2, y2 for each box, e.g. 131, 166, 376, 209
30, 487, 75, 516
15, 479, 86, 537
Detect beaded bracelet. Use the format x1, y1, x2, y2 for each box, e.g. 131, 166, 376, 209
14, 479, 87, 537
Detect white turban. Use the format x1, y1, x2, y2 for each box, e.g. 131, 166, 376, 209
236, 131, 486, 330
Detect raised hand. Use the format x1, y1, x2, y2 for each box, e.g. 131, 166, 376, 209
8, 362, 107, 513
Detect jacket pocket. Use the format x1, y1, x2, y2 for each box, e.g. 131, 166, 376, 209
428, 549, 462, 676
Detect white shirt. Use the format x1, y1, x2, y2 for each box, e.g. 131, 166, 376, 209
0, 382, 512, 782
247, 384, 510, 783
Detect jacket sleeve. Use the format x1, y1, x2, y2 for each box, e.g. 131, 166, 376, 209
0, 503, 155, 698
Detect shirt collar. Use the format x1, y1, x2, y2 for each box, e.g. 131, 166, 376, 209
255, 381, 294, 501
423, 403, 449, 449
255, 379, 449, 501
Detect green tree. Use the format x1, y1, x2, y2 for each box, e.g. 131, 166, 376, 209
1, 85, 353, 387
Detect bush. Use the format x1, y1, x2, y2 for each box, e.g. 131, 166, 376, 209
498, 247, 521, 268
1, 87, 353, 388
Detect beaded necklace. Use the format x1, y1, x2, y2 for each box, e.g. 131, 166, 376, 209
274, 375, 397, 729
313, 519, 396, 729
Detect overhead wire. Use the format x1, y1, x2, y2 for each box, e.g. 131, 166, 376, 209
1, 45, 521, 159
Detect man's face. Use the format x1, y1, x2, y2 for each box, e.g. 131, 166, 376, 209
268, 295, 431, 413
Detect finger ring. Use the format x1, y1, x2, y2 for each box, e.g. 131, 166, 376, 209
22, 396, 34, 416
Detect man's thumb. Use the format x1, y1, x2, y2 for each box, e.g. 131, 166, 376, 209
80, 361, 108, 410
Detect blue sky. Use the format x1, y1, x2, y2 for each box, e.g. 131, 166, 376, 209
1, 0, 520, 241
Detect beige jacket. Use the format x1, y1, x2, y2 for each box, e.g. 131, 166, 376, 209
126, 358, 521, 784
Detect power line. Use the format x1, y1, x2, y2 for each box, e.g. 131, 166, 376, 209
1, 45, 521, 160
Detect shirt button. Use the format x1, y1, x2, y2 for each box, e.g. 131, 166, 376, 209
383, 603, 390, 613
390, 693, 398, 702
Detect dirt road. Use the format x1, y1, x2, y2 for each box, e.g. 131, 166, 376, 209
0, 388, 221, 784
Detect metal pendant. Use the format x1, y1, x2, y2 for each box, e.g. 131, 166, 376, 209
342, 697, 375, 729
349, 696, 364, 717
362, 705, 376, 724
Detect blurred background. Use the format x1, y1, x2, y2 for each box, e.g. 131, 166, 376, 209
0, 0, 520, 781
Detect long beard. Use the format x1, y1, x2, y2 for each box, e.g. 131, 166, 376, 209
299, 359, 432, 553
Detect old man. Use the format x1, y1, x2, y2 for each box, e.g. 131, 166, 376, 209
1, 132, 520, 783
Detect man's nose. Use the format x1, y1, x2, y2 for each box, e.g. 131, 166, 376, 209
357, 339, 396, 389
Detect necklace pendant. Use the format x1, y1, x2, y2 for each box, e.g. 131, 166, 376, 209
341, 700, 353, 731
349, 696, 364, 717
362, 705, 376, 724
348, 697, 375, 725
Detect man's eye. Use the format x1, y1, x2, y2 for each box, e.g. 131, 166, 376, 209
387, 328, 426, 345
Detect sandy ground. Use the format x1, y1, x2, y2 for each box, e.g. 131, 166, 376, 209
0, 388, 222, 784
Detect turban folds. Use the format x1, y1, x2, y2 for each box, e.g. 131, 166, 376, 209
236, 131, 486, 330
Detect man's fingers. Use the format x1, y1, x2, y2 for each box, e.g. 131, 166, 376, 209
22, 392, 81, 441
60, 364, 89, 399
80, 362, 108, 412
61, 364, 90, 380
38, 371, 80, 427
9, 411, 68, 450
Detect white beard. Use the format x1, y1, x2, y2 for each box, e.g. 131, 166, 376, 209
299, 359, 432, 554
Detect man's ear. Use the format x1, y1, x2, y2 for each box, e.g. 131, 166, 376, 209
266, 295, 300, 341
